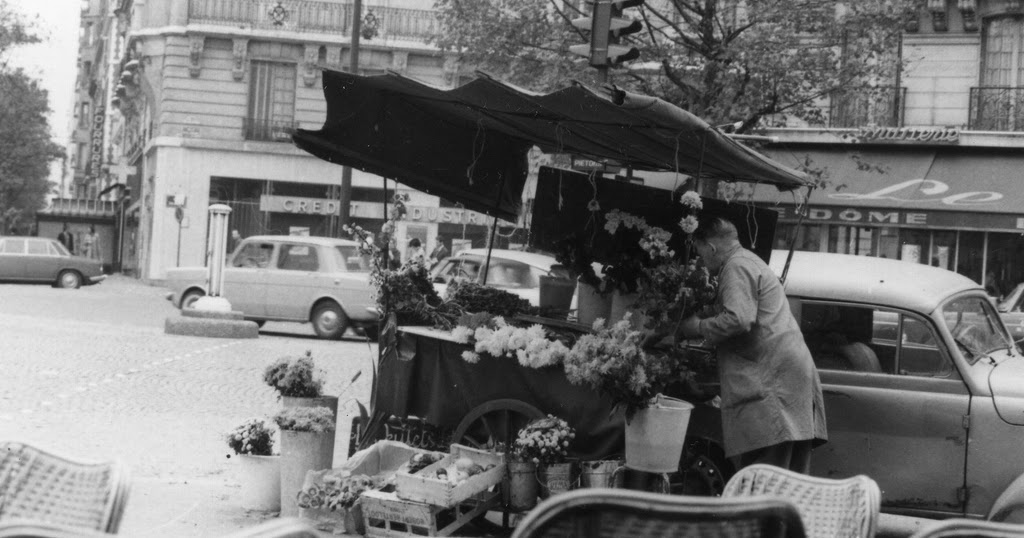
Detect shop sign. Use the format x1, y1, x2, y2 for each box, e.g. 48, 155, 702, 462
86, 105, 106, 181
260, 195, 340, 216
853, 127, 959, 144
772, 205, 1024, 231
349, 202, 513, 226
571, 156, 622, 174
828, 179, 1002, 206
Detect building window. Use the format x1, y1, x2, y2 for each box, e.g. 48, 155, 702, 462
973, 16, 1024, 130
77, 142, 88, 170
79, 102, 90, 128
244, 61, 296, 142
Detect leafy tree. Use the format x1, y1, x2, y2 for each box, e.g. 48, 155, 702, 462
432, 0, 913, 133
0, 1, 62, 235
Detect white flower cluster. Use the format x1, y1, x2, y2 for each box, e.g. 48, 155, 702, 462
604, 209, 675, 260
679, 191, 703, 210
455, 317, 570, 368
679, 215, 699, 234
603, 209, 646, 235
513, 415, 576, 464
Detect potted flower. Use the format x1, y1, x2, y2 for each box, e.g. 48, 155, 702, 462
226, 418, 280, 511
512, 415, 576, 500
264, 350, 338, 441
563, 314, 694, 474
274, 406, 337, 517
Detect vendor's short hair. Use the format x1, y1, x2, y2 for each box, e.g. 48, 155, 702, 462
408, 238, 421, 248
694, 217, 739, 243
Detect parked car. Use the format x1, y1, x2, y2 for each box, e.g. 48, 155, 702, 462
164, 235, 377, 339
0, 236, 106, 288
996, 282, 1024, 343
686, 250, 1024, 521
429, 248, 572, 306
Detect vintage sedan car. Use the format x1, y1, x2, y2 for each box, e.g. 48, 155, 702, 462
0, 236, 106, 288
165, 235, 376, 339
429, 248, 571, 306
686, 250, 1024, 522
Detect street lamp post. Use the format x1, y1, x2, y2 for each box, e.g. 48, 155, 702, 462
338, 0, 363, 233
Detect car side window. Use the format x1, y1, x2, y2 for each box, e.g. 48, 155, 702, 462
488, 262, 531, 288
277, 244, 320, 272
898, 316, 955, 378
27, 240, 49, 255
800, 302, 889, 374
0, 239, 25, 254
48, 242, 64, 256
233, 242, 273, 268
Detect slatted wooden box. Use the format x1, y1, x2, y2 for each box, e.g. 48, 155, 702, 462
394, 444, 506, 507
361, 488, 499, 537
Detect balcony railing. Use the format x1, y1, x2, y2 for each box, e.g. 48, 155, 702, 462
969, 87, 1024, 131
243, 117, 297, 142
188, 0, 440, 41
44, 198, 119, 217
829, 86, 906, 128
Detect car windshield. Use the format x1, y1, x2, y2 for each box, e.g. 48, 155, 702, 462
335, 245, 371, 272
941, 295, 1014, 362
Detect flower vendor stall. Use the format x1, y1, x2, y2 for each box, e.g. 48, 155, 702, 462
293, 68, 812, 531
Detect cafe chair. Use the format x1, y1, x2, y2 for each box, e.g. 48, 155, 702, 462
511, 488, 807, 538
723, 464, 881, 538
908, 518, 1024, 538
0, 441, 130, 533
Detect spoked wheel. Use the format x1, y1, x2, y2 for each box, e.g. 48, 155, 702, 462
452, 399, 545, 537
669, 437, 734, 496
452, 399, 545, 451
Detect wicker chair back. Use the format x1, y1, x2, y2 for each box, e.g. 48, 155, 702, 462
0, 442, 130, 533
723, 464, 881, 538
511, 488, 807, 538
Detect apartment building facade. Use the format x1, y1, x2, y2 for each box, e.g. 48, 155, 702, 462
747, 0, 1024, 295
67, 0, 519, 282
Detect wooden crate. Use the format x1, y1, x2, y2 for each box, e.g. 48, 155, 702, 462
361, 488, 499, 537
394, 444, 506, 507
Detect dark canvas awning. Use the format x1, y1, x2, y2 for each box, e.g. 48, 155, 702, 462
293, 70, 810, 221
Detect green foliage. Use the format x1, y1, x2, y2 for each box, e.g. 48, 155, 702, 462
445, 280, 534, 319
274, 406, 336, 433
263, 351, 325, 398
432, 0, 912, 130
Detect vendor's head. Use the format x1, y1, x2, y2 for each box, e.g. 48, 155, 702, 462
693, 217, 740, 272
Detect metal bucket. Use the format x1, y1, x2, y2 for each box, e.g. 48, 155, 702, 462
538, 462, 576, 499
579, 460, 625, 489
505, 461, 539, 511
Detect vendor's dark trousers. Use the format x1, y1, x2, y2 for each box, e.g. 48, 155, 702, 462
734, 440, 813, 474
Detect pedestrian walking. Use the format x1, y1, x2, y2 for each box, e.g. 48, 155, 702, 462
681, 217, 827, 474
57, 223, 75, 254
228, 229, 242, 254
387, 237, 402, 270
429, 240, 449, 269
83, 225, 101, 262
407, 238, 426, 268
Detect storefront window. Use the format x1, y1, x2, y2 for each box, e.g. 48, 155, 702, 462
877, 227, 899, 260
829, 226, 873, 256
957, 231, 984, 285
774, 223, 824, 252
899, 229, 930, 264
986, 232, 1024, 298
931, 231, 957, 270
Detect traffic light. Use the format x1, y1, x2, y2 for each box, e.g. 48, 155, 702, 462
569, 0, 644, 68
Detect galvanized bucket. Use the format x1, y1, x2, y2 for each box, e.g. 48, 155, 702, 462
579, 459, 625, 489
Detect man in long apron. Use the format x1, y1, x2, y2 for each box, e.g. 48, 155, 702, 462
681, 217, 827, 473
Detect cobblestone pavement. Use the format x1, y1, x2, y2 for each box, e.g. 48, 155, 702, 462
0, 275, 375, 536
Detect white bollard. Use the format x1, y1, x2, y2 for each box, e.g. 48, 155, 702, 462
193, 204, 233, 312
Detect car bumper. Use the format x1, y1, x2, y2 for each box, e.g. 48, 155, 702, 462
89, 274, 107, 284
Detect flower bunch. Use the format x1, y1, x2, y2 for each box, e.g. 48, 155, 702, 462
512, 415, 576, 464
297, 473, 384, 511
263, 351, 324, 398
678, 190, 703, 235
226, 418, 276, 456
273, 406, 336, 433
455, 316, 570, 368
563, 314, 689, 420
635, 258, 718, 336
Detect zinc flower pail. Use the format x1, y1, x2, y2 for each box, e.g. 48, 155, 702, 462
237, 454, 281, 511
538, 462, 576, 499
580, 460, 624, 489
280, 431, 334, 517
539, 276, 576, 319
624, 394, 694, 473
577, 282, 611, 328
505, 461, 539, 511
283, 395, 339, 464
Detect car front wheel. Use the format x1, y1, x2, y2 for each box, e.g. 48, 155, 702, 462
57, 270, 82, 289
312, 302, 348, 340
181, 289, 205, 310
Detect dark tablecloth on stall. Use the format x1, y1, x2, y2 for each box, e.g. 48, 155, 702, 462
374, 327, 628, 460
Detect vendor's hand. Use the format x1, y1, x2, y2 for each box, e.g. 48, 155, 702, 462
680, 315, 702, 339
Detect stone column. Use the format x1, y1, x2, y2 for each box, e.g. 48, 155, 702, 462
207, 203, 231, 297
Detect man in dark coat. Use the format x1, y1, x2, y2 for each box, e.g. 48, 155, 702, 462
57, 223, 75, 254
681, 217, 827, 473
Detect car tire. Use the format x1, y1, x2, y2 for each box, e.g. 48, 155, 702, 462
57, 270, 82, 289
312, 302, 348, 340
181, 289, 205, 310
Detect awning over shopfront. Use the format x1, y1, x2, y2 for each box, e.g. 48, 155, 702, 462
748, 147, 1024, 232
293, 70, 809, 222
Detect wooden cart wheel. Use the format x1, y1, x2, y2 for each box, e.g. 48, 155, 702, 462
453, 399, 546, 451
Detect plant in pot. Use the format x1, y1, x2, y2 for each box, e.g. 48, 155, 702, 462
512, 415, 576, 501
264, 350, 338, 424
226, 417, 281, 511
274, 405, 337, 517
563, 314, 695, 474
